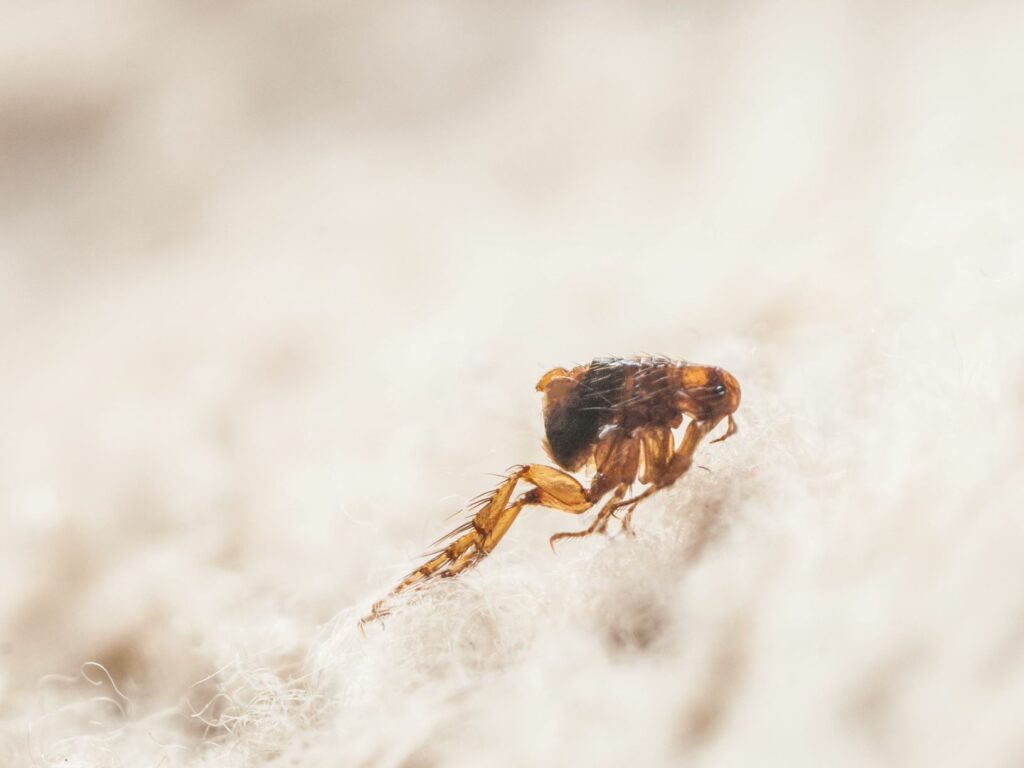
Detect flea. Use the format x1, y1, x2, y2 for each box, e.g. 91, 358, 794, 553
362, 356, 740, 626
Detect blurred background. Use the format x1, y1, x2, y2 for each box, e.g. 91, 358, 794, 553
1, 1, 1022, 766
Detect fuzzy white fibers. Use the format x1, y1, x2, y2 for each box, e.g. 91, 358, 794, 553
1, 1, 1023, 767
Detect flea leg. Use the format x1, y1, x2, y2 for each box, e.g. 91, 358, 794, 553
607, 485, 658, 536
655, 417, 721, 488
361, 464, 593, 627
609, 417, 725, 539
549, 432, 648, 546
618, 499, 641, 536
710, 414, 738, 444
549, 483, 629, 548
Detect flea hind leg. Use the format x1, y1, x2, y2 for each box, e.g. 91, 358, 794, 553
361, 464, 593, 626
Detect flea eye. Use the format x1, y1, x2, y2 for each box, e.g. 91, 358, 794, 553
712, 384, 727, 398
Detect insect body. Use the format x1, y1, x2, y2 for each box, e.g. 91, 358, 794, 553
362, 356, 741, 626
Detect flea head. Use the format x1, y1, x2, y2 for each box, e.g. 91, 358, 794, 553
678, 364, 741, 421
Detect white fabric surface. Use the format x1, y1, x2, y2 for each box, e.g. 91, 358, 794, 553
1, 2, 1022, 766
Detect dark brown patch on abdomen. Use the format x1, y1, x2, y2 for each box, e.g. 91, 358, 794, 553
544, 360, 627, 469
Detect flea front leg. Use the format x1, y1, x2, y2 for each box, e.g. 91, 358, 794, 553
710, 414, 738, 444
655, 417, 721, 489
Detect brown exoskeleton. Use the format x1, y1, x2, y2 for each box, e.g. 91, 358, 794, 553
361, 356, 740, 627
